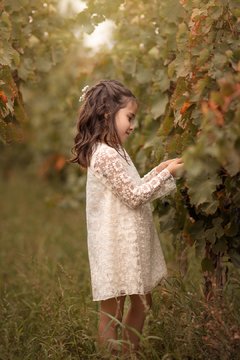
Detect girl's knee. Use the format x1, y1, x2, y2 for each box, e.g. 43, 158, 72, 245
142, 293, 152, 312
130, 293, 152, 313
100, 295, 126, 323
146, 293, 152, 309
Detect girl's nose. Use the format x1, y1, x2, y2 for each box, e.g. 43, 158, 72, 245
129, 123, 135, 131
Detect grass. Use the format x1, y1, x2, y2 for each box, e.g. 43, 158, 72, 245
1, 169, 240, 359
0, 169, 97, 359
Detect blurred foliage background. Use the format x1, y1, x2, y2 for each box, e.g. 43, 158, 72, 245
1, 0, 240, 358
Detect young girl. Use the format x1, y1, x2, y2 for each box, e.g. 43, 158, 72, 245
70, 79, 184, 357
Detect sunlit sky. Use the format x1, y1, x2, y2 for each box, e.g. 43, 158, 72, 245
59, 0, 115, 53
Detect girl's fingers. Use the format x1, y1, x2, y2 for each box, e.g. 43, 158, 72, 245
163, 158, 184, 167
172, 158, 183, 163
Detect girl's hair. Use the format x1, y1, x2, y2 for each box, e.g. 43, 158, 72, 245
69, 79, 137, 168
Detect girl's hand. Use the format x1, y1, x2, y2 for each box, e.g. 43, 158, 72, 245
162, 157, 183, 167
166, 159, 185, 178
157, 157, 183, 172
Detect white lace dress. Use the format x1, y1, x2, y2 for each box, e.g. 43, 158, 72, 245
86, 142, 177, 301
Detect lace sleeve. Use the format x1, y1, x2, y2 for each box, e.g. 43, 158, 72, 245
141, 165, 177, 201
92, 146, 176, 209
148, 177, 177, 201
141, 167, 159, 183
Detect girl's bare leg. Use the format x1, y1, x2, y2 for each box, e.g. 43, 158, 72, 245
122, 293, 152, 355
98, 295, 126, 354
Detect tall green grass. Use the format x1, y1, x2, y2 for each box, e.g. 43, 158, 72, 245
1, 170, 240, 359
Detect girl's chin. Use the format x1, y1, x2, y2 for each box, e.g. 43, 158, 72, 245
119, 133, 130, 143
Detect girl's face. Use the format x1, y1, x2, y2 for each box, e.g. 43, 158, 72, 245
114, 99, 138, 143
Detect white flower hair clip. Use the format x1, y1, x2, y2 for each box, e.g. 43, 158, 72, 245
79, 85, 89, 102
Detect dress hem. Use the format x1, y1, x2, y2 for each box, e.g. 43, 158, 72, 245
91, 274, 168, 302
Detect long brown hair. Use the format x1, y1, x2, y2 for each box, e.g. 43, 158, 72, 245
69, 79, 137, 168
